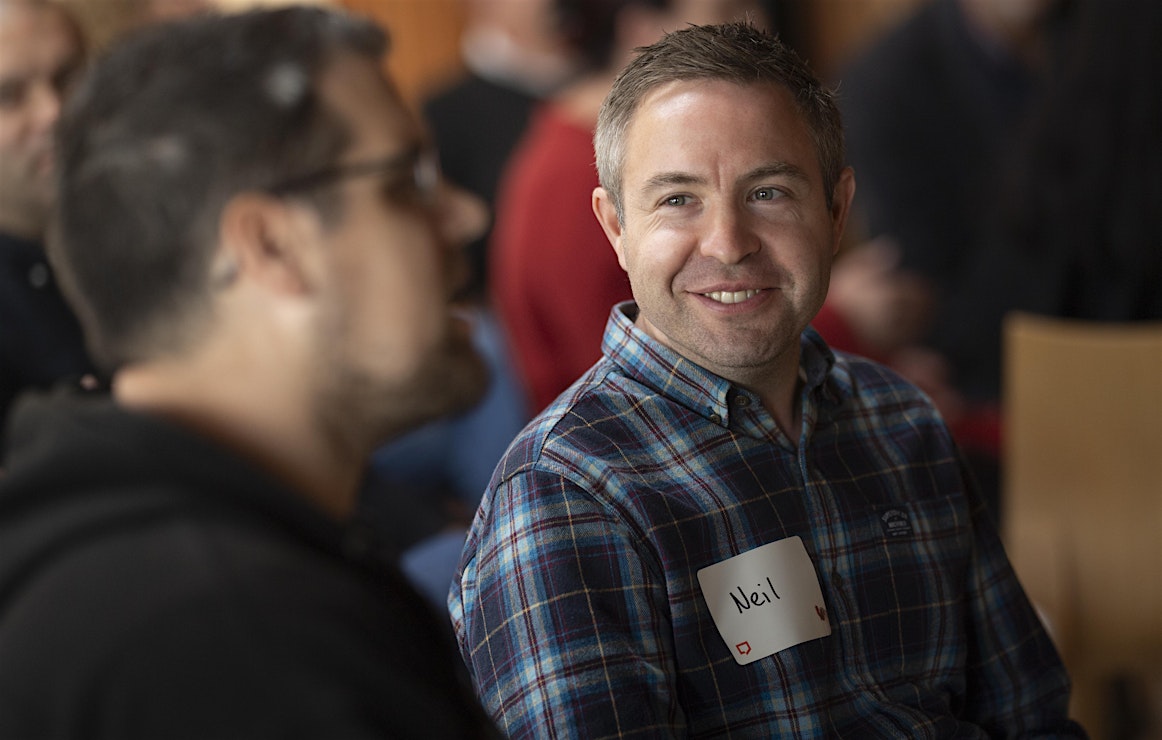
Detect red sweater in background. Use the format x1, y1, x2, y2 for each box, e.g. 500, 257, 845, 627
489, 104, 632, 414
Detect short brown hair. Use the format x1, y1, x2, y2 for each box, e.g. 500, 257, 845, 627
594, 21, 845, 221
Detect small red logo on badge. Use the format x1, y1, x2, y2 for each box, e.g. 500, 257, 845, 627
815, 605, 827, 621
736, 641, 752, 655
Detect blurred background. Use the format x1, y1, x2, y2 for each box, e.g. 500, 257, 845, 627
61, 0, 924, 107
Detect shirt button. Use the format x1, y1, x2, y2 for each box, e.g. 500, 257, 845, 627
734, 395, 751, 408
709, 413, 723, 424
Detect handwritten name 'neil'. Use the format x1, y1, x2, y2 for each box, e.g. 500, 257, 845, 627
730, 577, 781, 614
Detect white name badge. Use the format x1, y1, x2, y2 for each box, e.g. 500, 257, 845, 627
697, 536, 831, 665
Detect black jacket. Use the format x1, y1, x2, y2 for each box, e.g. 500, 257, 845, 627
0, 391, 498, 738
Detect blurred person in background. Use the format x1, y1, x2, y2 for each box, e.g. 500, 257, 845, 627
938, 0, 1162, 405
0, 0, 95, 447
835, 0, 1079, 516
838, 0, 1074, 322
423, 0, 580, 298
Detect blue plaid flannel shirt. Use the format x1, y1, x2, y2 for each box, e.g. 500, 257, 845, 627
450, 302, 1083, 739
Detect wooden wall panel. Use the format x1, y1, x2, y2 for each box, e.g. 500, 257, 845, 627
65, 0, 924, 109
808, 0, 928, 81
337, 0, 467, 109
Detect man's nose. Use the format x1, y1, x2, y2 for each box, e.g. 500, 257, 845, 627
699, 203, 760, 264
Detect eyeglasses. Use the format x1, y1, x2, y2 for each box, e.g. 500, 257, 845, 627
266, 146, 440, 204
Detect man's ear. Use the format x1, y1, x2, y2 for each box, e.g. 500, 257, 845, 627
593, 186, 628, 271
216, 192, 321, 296
829, 167, 856, 256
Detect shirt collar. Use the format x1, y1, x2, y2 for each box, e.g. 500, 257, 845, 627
601, 301, 845, 428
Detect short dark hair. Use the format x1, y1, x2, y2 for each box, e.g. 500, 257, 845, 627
51, 7, 387, 371
594, 21, 845, 221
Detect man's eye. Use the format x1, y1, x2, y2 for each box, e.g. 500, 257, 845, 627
663, 194, 689, 207
753, 187, 781, 201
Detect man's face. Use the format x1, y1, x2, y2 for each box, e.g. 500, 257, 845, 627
0, 2, 82, 238
306, 53, 489, 444
595, 79, 853, 387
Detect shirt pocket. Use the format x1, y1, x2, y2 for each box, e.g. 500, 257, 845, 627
844, 494, 974, 691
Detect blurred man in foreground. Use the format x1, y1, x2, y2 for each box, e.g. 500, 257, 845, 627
0, 7, 498, 737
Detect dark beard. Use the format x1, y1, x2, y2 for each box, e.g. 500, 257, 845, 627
312, 331, 490, 465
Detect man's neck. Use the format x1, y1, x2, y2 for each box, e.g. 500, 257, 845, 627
754, 371, 804, 442
113, 356, 364, 521
718, 349, 805, 441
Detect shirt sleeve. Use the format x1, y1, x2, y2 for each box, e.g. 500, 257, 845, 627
959, 470, 1088, 738
452, 466, 686, 739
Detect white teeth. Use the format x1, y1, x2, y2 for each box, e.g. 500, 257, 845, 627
704, 289, 760, 304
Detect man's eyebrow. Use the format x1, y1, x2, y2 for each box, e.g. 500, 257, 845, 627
642, 162, 810, 191
744, 162, 809, 182
643, 171, 705, 190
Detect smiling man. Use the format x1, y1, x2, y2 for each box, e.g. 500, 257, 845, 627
0, 7, 497, 737
452, 22, 1083, 738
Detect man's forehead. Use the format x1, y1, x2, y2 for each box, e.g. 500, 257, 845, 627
622, 79, 821, 187
640, 78, 806, 131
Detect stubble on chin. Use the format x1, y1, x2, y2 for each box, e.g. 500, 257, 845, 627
314, 330, 490, 458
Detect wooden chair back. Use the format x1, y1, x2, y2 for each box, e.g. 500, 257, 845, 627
1003, 312, 1162, 738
